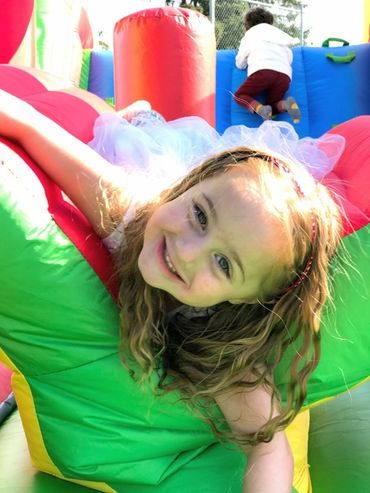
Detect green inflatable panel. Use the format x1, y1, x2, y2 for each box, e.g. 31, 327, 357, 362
309, 380, 370, 492
0, 411, 90, 493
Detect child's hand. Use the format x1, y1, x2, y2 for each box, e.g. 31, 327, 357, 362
116, 100, 151, 122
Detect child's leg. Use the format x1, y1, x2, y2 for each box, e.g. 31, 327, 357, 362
280, 96, 301, 124
233, 70, 273, 119
266, 74, 301, 123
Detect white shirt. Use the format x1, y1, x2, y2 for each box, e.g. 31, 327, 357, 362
235, 23, 298, 79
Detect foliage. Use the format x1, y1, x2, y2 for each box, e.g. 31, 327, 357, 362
261, 0, 308, 43
214, 0, 246, 49
165, 1, 209, 15
176, 0, 308, 49
97, 30, 110, 51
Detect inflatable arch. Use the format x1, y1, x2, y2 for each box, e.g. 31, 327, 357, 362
0, 0, 93, 85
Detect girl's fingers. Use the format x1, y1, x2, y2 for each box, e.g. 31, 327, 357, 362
117, 100, 152, 121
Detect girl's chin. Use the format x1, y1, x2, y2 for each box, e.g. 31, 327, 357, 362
137, 259, 166, 291
138, 271, 184, 308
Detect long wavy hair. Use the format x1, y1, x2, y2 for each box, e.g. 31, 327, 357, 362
112, 147, 343, 445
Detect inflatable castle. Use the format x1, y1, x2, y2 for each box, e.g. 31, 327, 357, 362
0, 2, 370, 493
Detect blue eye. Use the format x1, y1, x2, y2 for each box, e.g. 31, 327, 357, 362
216, 254, 231, 278
193, 203, 207, 229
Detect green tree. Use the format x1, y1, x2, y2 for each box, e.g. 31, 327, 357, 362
177, 1, 309, 49
262, 0, 308, 43
214, 0, 246, 49
165, 1, 209, 15
167, 0, 245, 49
97, 30, 109, 51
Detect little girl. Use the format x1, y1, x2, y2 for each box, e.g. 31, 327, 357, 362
0, 89, 343, 493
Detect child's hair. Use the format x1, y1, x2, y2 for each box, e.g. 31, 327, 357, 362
114, 147, 342, 445
244, 7, 274, 31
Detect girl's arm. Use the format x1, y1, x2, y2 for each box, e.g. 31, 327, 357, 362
0, 89, 130, 237
216, 382, 294, 493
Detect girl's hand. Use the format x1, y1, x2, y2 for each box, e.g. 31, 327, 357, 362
116, 100, 151, 121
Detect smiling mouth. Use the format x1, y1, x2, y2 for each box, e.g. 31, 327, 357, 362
164, 251, 178, 276
163, 241, 184, 281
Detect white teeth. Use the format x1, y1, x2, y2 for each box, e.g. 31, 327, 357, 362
165, 252, 178, 275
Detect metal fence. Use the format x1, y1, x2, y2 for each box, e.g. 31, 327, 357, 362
210, 0, 304, 50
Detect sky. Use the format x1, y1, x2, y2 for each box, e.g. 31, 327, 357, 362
304, 0, 365, 46
83, 0, 367, 49
82, 0, 165, 47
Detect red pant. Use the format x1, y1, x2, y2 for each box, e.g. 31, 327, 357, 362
234, 69, 291, 113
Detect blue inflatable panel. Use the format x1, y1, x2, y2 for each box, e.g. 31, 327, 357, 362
216, 44, 370, 138
216, 49, 309, 135
302, 43, 370, 137
215, 49, 235, 135
88, 50, 114, 100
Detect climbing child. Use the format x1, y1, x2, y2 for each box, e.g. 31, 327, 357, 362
234, 7, 301, 123
0, 88, 344, 492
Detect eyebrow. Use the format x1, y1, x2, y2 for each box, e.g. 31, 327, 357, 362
202, 193, 246, 283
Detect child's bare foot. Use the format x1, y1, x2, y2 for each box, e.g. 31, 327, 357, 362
117, 100, 151, 121
255, 104, 272, 120
285, 96, 301, 124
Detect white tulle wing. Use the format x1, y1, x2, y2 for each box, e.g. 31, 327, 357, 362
89, 114, 346, 200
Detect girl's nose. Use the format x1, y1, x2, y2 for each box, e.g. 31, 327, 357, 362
175, 233, 208, 267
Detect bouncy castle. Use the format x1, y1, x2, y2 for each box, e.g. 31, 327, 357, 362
0, 3, 370, 493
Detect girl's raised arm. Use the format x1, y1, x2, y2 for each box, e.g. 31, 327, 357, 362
0, 89, 129, 237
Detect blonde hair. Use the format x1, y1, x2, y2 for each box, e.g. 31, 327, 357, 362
113, 147, 343, 445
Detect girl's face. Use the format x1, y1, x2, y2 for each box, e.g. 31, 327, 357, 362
138, 169, 287, 307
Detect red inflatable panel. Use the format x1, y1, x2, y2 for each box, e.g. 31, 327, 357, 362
24, 91, 98, 143
0, 363, 12, 402
324, 116, 370, 235
78, 6, 94, 49
0, 0, 34, 63
0, 65, 46, 97
114, 7, 216, 125
0, 67, 118, 298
